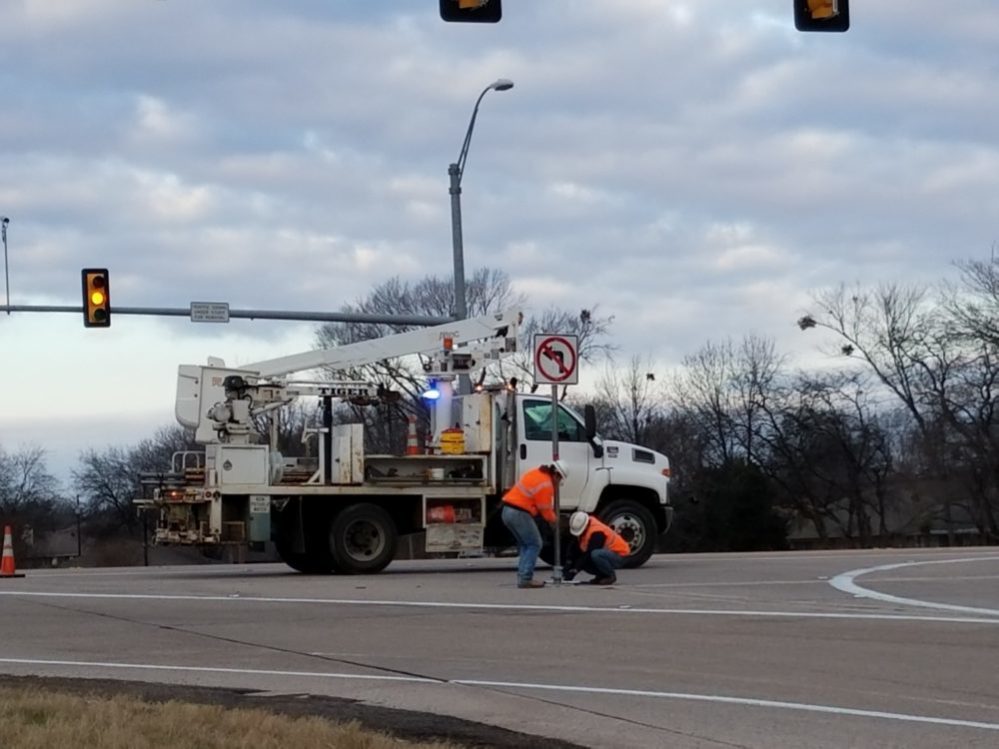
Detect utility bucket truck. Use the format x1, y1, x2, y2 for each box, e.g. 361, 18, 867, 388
135, 310, 673, 574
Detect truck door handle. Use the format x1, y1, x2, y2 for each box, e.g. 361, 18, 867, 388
520, 444, 526, 459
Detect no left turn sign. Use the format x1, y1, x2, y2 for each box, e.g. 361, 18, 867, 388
533, 334, 579, 386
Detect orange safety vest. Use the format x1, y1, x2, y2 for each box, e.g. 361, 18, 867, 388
502, 467, 556, 524
580, 516, 630, 556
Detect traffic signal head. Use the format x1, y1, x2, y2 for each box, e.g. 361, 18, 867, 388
82, 268, 111, 327
440, 0, 501, 23
794, 0, 849, 32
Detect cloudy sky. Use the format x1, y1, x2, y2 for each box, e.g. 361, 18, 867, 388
2, 0, 999, 482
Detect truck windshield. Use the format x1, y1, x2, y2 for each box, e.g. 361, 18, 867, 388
522, 399, 586, 442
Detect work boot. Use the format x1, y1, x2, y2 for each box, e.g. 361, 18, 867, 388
517, 579, 546, 589
589, 575, 616, 586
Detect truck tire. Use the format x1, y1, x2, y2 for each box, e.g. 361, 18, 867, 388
275, 536, 335, 574
600, 500, 657, 569
274, 502, 337, 574
329, 503, 397, 574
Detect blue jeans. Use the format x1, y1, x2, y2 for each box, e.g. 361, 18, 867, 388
583, 548, 624, 578
502, 505, 542, 584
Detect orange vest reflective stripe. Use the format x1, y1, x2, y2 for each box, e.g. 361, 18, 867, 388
581, 516, 630, 556
502, 468, 556, 523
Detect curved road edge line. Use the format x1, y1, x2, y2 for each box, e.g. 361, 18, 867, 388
829, 556, 999, 617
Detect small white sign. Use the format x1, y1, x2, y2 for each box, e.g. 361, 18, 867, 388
190, 301, 230, 323
249, 495, 270, 514
533, 334, 579, 386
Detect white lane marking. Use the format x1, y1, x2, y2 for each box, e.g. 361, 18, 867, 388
830, 557, 999, 617
1, 657, 997, 732
460, 679, 999, 731
2, 589, 999, 624
636, 573, 999, 589
0, 657, 438, 683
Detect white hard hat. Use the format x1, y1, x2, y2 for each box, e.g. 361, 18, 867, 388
569, 511, 589, 536
552, 460, 569, 481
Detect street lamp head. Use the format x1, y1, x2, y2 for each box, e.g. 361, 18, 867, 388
490, 79, 514, 92
1, 217, 8, 225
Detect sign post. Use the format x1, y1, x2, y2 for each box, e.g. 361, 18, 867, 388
532, 334, 579, 585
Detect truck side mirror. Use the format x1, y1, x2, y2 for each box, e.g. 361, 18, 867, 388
584, 405, 604, 459
584, 405, 597, 440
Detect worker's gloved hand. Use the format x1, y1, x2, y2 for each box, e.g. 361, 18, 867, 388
562, 568, 577, 582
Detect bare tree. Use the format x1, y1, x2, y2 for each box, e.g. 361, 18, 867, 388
946, 256, 999, 348
74, 447, 138, 531
314, 270, 614, 449
669, 335, 782, 467
0, 444, 59, 517
803, 280, 999, 540
757, 372, 896, 545
594, 355, 662, 445
74, 426, 199, 533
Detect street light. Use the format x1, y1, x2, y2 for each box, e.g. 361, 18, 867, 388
1, 217, 9, 315
449, 78, 514, 324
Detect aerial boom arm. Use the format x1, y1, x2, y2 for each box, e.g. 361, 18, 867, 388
177, 309, 521, 444
247, 309, 521, 379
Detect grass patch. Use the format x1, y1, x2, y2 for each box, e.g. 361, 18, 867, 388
0, 686, 461, 749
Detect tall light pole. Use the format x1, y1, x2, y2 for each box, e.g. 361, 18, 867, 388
449, 79, 514, 323
2, 217, 9, 315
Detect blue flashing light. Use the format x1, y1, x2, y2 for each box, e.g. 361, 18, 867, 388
422, 381, 441, 400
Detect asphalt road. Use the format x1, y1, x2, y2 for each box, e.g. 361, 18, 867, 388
1, 547, 998, 748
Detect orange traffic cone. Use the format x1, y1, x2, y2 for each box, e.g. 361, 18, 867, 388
405, 416, 421, 455
1, 525, 25, 578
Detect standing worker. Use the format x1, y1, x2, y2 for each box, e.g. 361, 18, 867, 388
564, 511, 630, 585
501, 462, 567, 588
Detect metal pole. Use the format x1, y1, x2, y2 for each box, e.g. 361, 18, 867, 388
448, 80, 513, 394
2, 217, 9, 315
75, 495, 82, 558
449, 162, 467, 320
550, 383, 563, 584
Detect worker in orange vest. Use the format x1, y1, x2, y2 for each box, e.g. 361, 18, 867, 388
564, 511, 630, 585
501, 462, 567, 588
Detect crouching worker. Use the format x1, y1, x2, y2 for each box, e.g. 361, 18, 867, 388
501, 462, 567, 589
565, 511, 630, 586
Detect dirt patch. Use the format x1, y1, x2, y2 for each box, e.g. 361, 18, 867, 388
1, 675, 586, 749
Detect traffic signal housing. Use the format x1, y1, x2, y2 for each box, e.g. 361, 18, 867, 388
440, 0, 501, 23
82, 268, 111, 327
795, 0, 849, 32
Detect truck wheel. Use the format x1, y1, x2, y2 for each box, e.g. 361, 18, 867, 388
600, 500, 657, 568
275, 536, 335, 574
274, 520, 336, 575
329, 503, 397, 574
274, 501, 337, 574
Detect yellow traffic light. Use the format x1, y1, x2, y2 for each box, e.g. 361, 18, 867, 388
794, 0, 849, 32
440, 0, 501, 23
81, 268, 111, 327
808, 0, 836, 19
